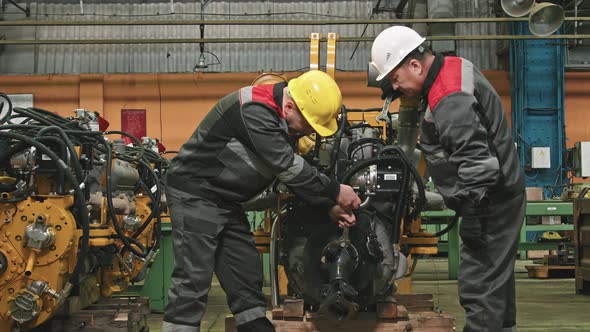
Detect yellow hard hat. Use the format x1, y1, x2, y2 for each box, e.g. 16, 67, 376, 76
251, 72, 288, 86
287, 70, 342, 137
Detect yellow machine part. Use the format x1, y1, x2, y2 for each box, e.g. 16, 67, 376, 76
0, 196, 78, 332
100, 195, 154, 298
326, 32, 338, 78
309, 32, 321, 71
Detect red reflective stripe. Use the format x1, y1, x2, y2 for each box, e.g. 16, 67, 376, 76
428, 56, 463, 111
250, 85, 284, 118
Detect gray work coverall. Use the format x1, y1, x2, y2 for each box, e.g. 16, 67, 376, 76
419, 55, 526, 332
162, 83, 339, 331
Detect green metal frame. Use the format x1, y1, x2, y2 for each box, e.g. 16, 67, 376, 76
140, 222, 174, 313
420, 210, 460, 280
421, 201, 574, 279
519, 201, 573, 259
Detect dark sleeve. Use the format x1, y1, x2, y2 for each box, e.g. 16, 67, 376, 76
432, 92, 499, 214
240, 103, 339, 209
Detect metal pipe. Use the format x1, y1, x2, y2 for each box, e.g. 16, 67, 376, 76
1, 34, 589, 45
0, 17, 589, 26
269, 212, 280, 308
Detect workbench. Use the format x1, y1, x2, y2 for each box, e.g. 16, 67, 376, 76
421, 200, 574, 280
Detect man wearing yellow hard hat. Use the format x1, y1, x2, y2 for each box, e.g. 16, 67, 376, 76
162, 70, 361, 332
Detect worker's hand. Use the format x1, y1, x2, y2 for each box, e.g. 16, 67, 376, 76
337, 184, 362, 210
328, 205, 356, 228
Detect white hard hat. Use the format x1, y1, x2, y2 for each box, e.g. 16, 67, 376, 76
370, 26, 426, 81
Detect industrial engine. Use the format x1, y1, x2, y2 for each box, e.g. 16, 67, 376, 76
245, 87, 441, 320
0, 92, 166, 331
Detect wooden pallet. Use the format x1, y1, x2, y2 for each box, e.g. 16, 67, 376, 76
525, 264, 576, 279
225, 294, 455, 332
48, 297, 151, 332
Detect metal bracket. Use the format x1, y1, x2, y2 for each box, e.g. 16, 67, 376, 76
6, 0, 30, 17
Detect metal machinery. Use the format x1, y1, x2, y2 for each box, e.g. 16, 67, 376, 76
0, 92, 167, 331
273, 102, 435, 319
246, 34, 444, 321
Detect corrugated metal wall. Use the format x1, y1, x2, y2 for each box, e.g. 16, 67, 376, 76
1, 0, 503, 74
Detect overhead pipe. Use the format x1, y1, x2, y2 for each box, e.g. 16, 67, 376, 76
0, 17, 589, 26
1, 34, 589, 45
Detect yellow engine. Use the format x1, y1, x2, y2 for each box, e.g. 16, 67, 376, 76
0, 105, 167, 331
0, 196, 77, 331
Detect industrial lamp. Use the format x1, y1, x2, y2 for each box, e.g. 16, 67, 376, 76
501, 0, 564, 36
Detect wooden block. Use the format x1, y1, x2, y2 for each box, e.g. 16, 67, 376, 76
226, 310, 455, 332
396, 305, 408, 319
283, 299, 305, 318
376, 301, 398, 319
50, 297, 150, 332
271, 307, 284, 320
395, 294, 434, 312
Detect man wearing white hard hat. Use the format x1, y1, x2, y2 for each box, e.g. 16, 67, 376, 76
370, 26, 525, 332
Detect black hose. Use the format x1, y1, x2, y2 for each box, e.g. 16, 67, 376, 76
432, 214, 459, 238
29, 107, 74, 127
122, 236, 148, 255
104, 130, 145, 162
0, 93, 13, 124
37, 126, 85, 183
379, 145, 426, 221
341, 155, 410, 244
98, 136, 147, 258
328, 106, 347, 177
0, 131, 90, 285
347, 137, 384, 160
36, 136, 68, 195
12, 107, 67, 128
134, 180, 157, 232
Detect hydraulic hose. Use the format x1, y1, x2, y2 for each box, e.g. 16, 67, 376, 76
37, 126, 85, 183
328, 106, 347, 177
98, 136, 148, 258
379, 145, 426, 220
104, 130, 145, 162
0, 93, 13, 124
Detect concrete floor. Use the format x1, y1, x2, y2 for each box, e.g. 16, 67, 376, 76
147, 258, 590, 332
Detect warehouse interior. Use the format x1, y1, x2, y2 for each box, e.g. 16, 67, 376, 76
1, 0, 590, 331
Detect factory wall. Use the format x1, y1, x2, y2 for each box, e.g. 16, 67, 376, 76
0, 71, 589, 156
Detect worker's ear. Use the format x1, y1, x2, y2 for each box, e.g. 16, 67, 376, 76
407, 58, 423, 75
284, 100, 296, 115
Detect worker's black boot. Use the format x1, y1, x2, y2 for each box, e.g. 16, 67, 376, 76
236, 317, 275, 332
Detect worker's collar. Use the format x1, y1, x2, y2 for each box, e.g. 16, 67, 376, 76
421, 53, 445, 101
273, 82, 287, 112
